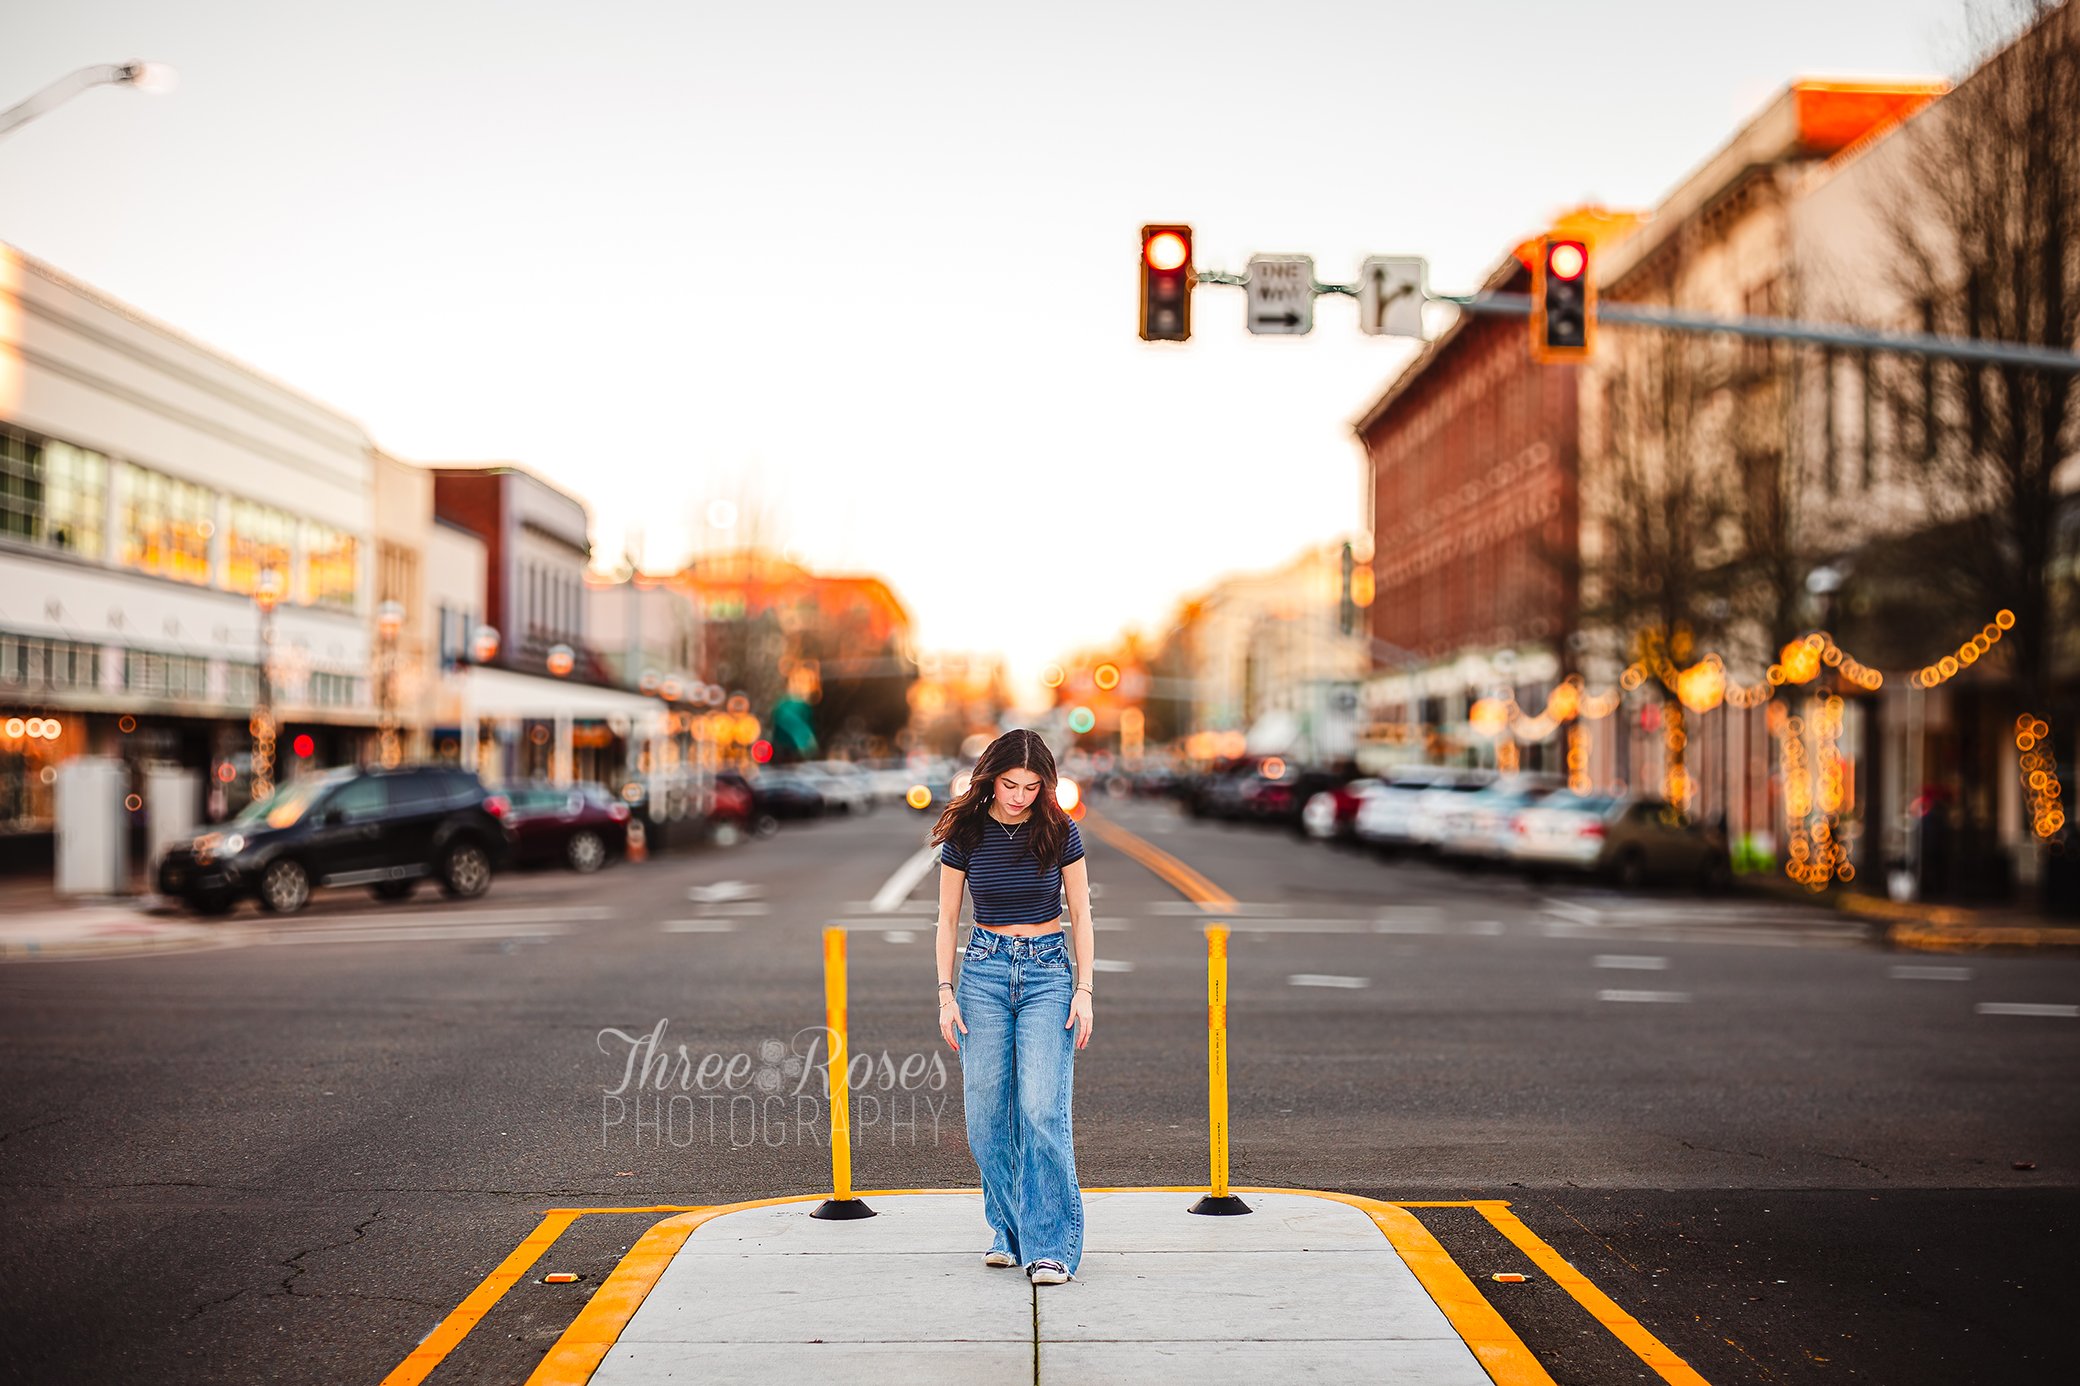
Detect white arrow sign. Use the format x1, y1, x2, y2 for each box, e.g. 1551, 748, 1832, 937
1246, 256, 1314, 335
1357, 257, 1427, 338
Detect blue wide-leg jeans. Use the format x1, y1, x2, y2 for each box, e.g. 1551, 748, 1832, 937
956, 926, 1083, 1276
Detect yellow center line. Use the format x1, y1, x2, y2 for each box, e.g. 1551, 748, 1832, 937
1472, 1200, 1711, 1385
1081, 808, 1237, 909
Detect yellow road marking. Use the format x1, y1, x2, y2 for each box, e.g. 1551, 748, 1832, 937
380, 1210, 582, 1386
1474, 1200, 1711, 1385
1083, 810, 1237, 908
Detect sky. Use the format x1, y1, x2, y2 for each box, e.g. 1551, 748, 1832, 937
0, 0, 1982, 704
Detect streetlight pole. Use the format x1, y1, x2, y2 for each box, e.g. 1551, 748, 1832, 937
0, 62, 175, 140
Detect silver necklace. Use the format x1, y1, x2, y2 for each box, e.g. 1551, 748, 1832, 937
993, 811, 1026, 842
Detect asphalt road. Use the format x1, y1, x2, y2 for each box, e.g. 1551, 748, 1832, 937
1, 794, 2074, 1383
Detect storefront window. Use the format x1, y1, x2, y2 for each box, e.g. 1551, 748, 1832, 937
0, 713, 83, 832
225, 499, 295, 598
0, 426, 107, 559
0, 633, 102, 692
118, 462, 214, 586
304, 521, 358, 610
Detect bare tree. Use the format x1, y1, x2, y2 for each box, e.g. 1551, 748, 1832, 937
1873, 0, 2080, 709
1579, 329, 1747, 669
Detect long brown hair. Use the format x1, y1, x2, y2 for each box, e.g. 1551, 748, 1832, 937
930, 728, 1073, 870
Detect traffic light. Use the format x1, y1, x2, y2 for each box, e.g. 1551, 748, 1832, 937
1531, 235, 1593, 362
1139, 224, 1193, 341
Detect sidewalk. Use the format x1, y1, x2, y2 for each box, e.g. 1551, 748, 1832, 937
0, 898, 228, 962
523, 1189, 1538, 1385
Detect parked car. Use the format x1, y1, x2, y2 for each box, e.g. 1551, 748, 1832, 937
710, 772, 779, 836
505, 780, 633, 872
157, 764, 513, 915
1509, 792, 1732, 887
1302, 777, 1383, 843
745, 768, 829, 819
1180, 758, 1264, 818
1354, 767, 1495, 854
792, 761, 875, 815
1435, 775, 1566, 864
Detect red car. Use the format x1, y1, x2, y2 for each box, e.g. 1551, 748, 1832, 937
505, 781, 632, 872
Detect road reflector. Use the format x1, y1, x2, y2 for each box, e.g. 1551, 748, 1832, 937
1491, 1272, 1528, 1283
542, 1273, 580, 1284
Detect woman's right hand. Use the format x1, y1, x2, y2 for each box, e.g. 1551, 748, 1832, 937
939, 996, 966, 1051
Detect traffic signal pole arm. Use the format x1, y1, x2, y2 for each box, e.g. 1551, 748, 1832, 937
1437, 290, 2080, 374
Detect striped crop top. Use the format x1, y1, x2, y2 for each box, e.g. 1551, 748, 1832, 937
939, 817, 1085, 926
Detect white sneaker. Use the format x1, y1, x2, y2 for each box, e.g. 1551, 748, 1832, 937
1027, 1259, 1071, 1284
983, 1250, 1017, 1268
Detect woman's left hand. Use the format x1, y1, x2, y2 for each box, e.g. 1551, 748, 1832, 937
1066, 990, 1093, 1049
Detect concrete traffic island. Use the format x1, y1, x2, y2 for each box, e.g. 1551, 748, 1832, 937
534, 1189, 1513, 1385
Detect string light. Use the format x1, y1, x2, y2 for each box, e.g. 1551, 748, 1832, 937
2017, 714, 2066, 840
1566, 722, 1590, 794
1914, 610, 2016, 689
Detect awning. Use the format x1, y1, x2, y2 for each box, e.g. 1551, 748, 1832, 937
451, 665, 667, 732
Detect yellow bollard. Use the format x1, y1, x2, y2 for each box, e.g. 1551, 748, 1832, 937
811, 926, 875, 1219
1190, 923, 1252, 1215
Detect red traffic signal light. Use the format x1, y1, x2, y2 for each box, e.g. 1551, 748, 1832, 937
1139, 224, 1194, 341
1531, 236, 1593, 362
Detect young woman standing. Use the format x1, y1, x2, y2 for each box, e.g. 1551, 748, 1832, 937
933, 729, 1095, 1286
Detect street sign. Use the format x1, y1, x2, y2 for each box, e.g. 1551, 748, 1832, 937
1246, 256, 1313, 335
1357, 256, 1427, 338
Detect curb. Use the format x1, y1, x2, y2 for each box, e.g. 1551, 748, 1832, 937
0, 907, 232, 963
1835, 893, 2080, 952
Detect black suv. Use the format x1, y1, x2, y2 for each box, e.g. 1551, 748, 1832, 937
157, 765, 516, 916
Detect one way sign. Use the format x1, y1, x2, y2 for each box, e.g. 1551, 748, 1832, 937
1246, 256, 1313, 335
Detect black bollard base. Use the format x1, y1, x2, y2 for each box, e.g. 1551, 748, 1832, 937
809, 1197, 878, 1220
1188, 1193, 1254, 1216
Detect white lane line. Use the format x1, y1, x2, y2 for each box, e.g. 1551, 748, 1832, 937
842, 901, 935, 914
687, 881, 761, 903
1150, 901, 1291, 917
1594, 955, 1670, 971
1890, 964, 1973, 981
1289, 974, 1370, 989
260, 922, 568, 945
694, 901, 769, 916
1234, 919, 1373, 933
882, 929, 917, 944
1976, 1002, 2079, 1018
660, 919, 740, 933
325, 906, 610, 926
1597, 989, 1692, 1004
1093, 959, 1136, 973
870, 842, 943, 913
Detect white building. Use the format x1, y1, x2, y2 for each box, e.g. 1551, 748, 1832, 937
1, 241, 380, 851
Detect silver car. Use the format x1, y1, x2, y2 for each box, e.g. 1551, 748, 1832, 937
1509, 793, 1730, 887
1436, 775, 1566, 863
1353, 767, 1494, 854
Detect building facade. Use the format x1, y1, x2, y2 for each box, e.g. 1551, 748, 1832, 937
1, 242, 379, 861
